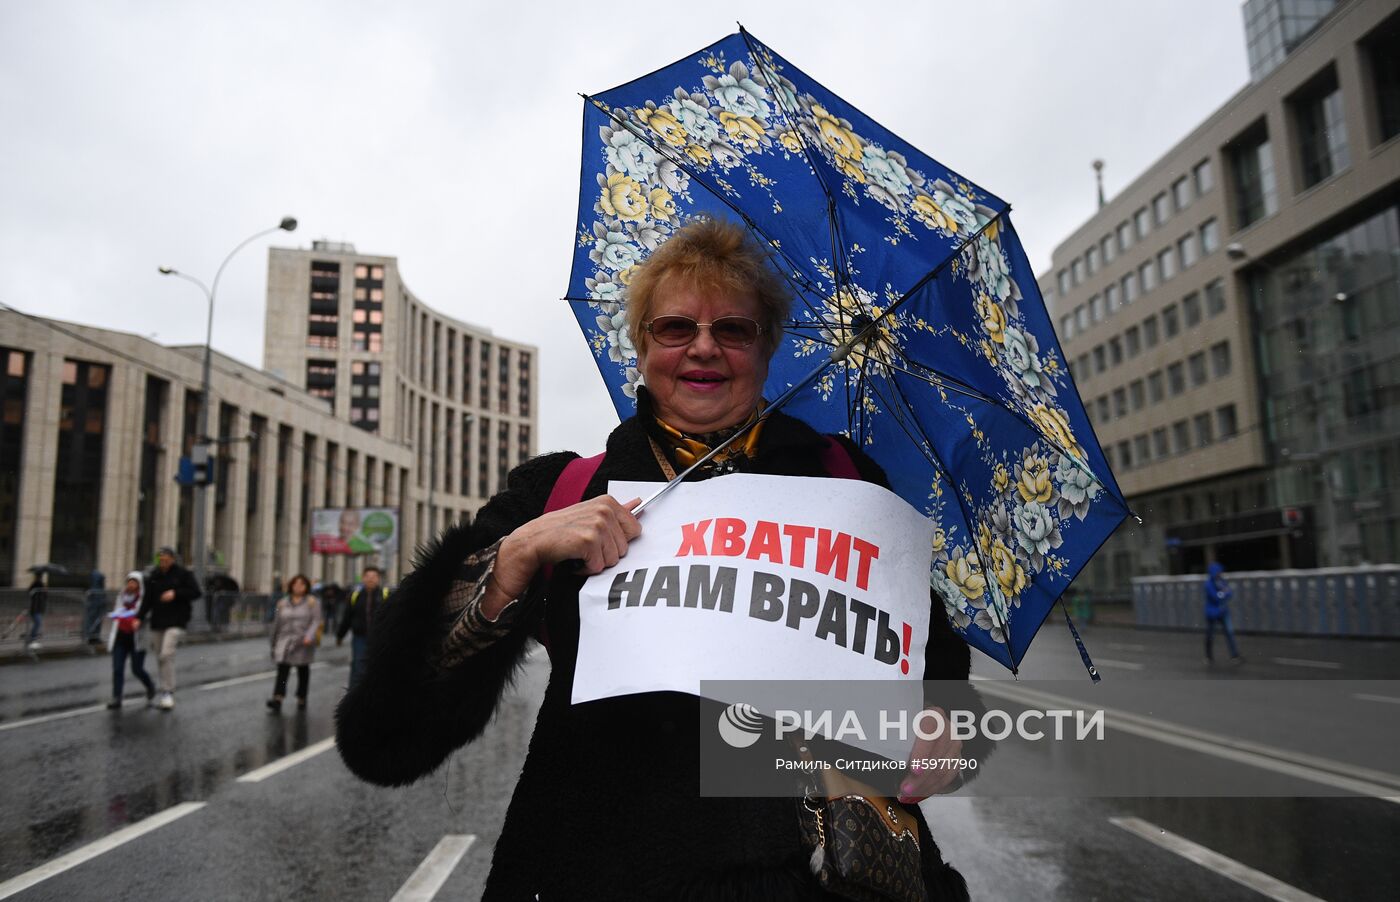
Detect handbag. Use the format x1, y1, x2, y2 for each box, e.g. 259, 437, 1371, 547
795, 745, 927, 902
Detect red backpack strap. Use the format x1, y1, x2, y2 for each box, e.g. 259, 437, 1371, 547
820, 436, 861, 480
534, 453, 606, 657
544, 453, 606, 514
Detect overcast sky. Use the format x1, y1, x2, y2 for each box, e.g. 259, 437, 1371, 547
0, 1, 1249, 454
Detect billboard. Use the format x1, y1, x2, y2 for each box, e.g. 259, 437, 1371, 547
310, 507, 399, 556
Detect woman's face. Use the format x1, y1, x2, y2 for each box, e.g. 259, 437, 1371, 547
639, 280, 771, 434
290, 577, 309, 596
125, 579, 139, 594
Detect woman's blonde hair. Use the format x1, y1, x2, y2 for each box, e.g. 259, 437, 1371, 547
625, 218, 790, 354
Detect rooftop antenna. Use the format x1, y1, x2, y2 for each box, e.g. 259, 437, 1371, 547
1092, 159, 1106, 209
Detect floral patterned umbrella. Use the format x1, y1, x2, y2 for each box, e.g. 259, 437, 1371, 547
565, 29, 1130, 673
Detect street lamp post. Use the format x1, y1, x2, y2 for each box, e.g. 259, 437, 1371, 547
160, 217, 297, 593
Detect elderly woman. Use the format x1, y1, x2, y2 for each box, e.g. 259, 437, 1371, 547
336, 219, 981, 900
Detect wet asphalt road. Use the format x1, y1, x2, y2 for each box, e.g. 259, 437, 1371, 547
0, 625, 1397, 900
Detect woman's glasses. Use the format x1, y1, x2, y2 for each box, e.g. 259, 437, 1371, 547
644, 315, 765, 349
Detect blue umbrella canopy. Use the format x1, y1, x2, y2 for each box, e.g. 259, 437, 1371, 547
565, 30, 1130, 672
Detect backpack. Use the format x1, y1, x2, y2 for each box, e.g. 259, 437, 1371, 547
534, 436, 861, 658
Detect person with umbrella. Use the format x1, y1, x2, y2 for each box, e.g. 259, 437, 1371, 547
24, 571, 47, 652
337, 219, 982, 899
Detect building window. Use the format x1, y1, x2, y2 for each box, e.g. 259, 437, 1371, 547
1109, 337, 1123, 366
1291, 68, 1350, 188
460, 413, 473, 496
1076, 354, 1089, 378
1158, 248, 1175, 283
1096, 396, 1110, 422
1217, 404, 1238, 438
1199, 218, 1220, 256
1086, 246, 1099, 276
1134, 207, 1151, 240
1119, 273, 1136, 307
1364, 17, 1400, 143
1148, 370, 1164, 403
1130, 379, 1145, 410
1060, 315, 1074, 340
1117, 440, 1132, 470
1134, 434, 1150, 463
1117, 221, 1133, 253
1075, 305, 1089, 331
1172, 420, 1190, 454
1163, 304, 1180, 338
1125, 326, 1141, 356
1105, 283, 1120, 314
1188, 351, 1208, 386
1101, 235, 1115, 265
52, 360, 110, 574
1205, 278, 1227, 316
478, 417, 491, 498
1071, 257, 1083, 287
1057, 270, 1069, 296
518, 423, 531, 463
350, 356, 381, 433
479, 341, 491, 409
1194, 412, 1214, 447
1228, 122, 1278, 228
1167, 362, 1186, 396
1178, 235, 1198, 270
1210, 341, 1232, 377
1172, 176, 1191, 211
1152, 192, 1171, 226
1089, 295, 1103, 323
1093, 345, 1106, 374
1183, 293, 1202, 328
1143, 315, 1160, 347
1193, 158, 1214, 195
1139, 261, 1156, 294
1152, 427, 1170, 458
0, 349, 29, 585
518, 351, 532, 417
1113, 387, 1127, 417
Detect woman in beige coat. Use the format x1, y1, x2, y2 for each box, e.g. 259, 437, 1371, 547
267, 574, 320, 712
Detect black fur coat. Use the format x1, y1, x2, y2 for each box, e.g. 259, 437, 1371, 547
336, 401, 982, 901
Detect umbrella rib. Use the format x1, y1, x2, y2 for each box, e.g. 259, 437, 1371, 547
584, 96, 826, 299
737, 28, 839, 212
858, 372, 951, 483
876, 370, 1018, 665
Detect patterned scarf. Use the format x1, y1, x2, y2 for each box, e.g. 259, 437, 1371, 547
653, 403, 766, 476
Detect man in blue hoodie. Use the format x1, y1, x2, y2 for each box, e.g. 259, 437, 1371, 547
1203, 561, 1243, 664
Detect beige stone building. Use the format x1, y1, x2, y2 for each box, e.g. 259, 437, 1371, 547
262, 240, 538, 555
0, 241, 538, 589
0, 311, 412, 590
1040, 0, 1400, 597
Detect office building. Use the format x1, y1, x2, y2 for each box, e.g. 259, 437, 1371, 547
1040, 0, 1400, 597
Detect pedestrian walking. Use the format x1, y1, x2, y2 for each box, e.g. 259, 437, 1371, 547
82, 570, 107, 649
1203, 561, 1243, 664
267, 574, 320, 713
107, 571, 155, 709
336, 566, 387, 689
140, 546, 201, 711
25, 574, 47, 651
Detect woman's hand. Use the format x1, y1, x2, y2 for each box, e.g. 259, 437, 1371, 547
482, 496, 642, 620
897, 706, 966, 803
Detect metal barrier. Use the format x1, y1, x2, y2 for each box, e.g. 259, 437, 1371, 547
1131, 566, 1400, 637
0, 588, 282, 652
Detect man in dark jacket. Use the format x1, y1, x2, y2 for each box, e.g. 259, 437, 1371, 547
140, 546, 201, 710
336, 566, 387, 688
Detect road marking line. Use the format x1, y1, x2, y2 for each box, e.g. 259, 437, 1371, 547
971, 678, 1400, 802
237, 737, 336, 783
1110, 816, 1324, 902
198, 661, 329, 692
1354, 693, 1400, 705
1270, 657, 1342, 670
1093, 658, 1145, 671
1106, 642, 1146, 651
390, 835, 477, 902
0, 704, 106, 733
0, 802, 206, 900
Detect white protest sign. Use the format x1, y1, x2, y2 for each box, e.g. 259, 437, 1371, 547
572, 474, 935, 705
